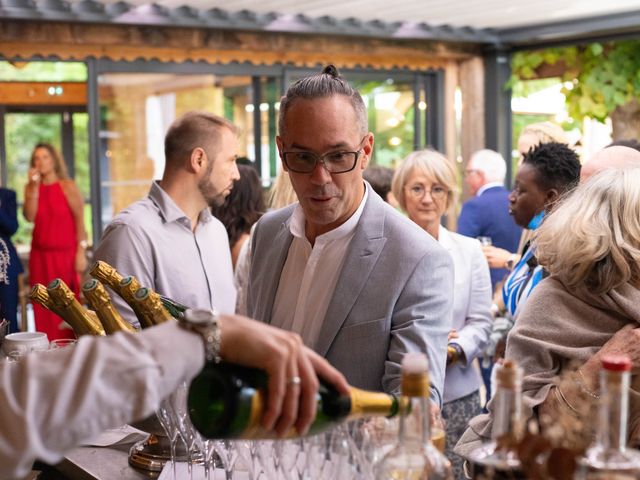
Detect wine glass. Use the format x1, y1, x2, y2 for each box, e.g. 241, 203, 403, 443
477, 236, 492, 246
214, 440, 239, 480
156, 398, 182, 480
234, 441, 255, 479
274, 439, 304, 480
49, 338, 78, 349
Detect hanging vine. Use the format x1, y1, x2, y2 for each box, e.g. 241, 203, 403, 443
509, 40, 640, 140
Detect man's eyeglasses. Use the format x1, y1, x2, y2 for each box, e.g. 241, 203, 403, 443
406, 184, 448, 200
282, 136, 367, 174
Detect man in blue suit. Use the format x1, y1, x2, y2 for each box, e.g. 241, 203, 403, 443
458, 149, 521, 291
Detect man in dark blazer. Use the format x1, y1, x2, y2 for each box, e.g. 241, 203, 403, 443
247, 66, 453, 405
458, 149, 521, 290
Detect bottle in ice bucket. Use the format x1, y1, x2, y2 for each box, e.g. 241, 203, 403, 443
82, 279, 137, 334
90, 260, 188, 322
575, 355, 640, 480
133, 287, 173, 327
375, 352, 452, 479
186, 312, 403, 439
466, 359, 524, 478
90, 260, 124, 291
46, 278, 105, 336
30, 283, 65, 318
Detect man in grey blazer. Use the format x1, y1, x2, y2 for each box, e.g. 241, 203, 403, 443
247, 65, 453, 405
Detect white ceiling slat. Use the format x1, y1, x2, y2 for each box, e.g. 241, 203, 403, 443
42, 0, 640, 31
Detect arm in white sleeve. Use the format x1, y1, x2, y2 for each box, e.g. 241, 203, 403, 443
0, 321, 204, 479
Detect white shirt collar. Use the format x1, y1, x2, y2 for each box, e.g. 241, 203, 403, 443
477, 181, 504, 197
289, 183, 369, 244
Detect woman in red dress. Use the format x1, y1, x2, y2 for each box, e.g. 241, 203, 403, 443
23, 143, 87, 340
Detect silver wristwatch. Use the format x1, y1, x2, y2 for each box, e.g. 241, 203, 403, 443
180, 309, 222, 363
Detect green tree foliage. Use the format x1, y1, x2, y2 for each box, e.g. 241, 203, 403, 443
510, 40, 640, 125
0, 61, 87, 81
355, 80, 415, 167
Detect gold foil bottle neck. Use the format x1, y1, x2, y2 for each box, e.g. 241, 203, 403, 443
47, 278, 77, 308
119, 276, 142, 303
83, 279, 137, 334
401, 372, 430, 398
83, 279, 111, 307
134, 287, 172, 325
90, 261, 123, 290
46, 278, 105, 336
348, 387, 398, 418
30, 284, 58, 311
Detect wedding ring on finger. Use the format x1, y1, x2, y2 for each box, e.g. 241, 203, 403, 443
287, 376, 302, 388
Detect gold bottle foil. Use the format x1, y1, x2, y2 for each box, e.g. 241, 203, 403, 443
349, 387, 400, 418
90, 260, 124, 291
46, 278, 105, 336
133, 287, 173, 327
82, 279, 137, 334
30, 284, 65, 317
401, 372, 430, 398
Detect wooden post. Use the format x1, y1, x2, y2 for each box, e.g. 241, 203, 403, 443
459, 56, 485, 201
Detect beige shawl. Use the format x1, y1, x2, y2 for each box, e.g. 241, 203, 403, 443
455, 275, 640, 456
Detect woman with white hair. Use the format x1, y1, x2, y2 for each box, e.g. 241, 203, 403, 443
457, 166, 640, 455
392, 149, 493, 479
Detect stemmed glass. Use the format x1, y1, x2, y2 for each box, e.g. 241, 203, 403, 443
169, 382, 210, 479
326, 426, 356, 478
254, 440, 277, 479
234, 441, 256, 479
156, 398, 183, 480
214, 440, 239, 480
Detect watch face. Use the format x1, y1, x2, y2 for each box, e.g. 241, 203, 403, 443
184, 308, 216, 325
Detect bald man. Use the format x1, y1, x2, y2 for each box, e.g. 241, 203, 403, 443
580, 145, 640, 181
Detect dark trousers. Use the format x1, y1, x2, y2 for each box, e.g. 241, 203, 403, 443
480, 358, 493, 410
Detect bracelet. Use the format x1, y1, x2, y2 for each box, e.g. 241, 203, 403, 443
447, 343, 465, 366
576, 369, 600, 399
555, 385, 579, 415
78, 240, 89, 249
504, 254, 517, 270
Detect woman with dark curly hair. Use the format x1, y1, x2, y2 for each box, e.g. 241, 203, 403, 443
483, 142, 581, 364
502, 142, 581, 317
212, 164, 265, 267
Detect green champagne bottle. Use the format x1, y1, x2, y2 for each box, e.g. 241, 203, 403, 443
188, 362, 403, 440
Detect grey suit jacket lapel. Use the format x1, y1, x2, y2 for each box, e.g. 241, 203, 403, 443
315, 189, 387, 357
258, 219, 294, 325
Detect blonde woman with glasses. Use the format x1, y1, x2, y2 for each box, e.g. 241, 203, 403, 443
392, 149, 493, 479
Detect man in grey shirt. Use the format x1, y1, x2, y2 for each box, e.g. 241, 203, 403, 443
94, 112, 240, 327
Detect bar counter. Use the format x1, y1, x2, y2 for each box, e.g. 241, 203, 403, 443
54, 445, 149, 480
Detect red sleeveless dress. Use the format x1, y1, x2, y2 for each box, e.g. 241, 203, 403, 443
29, 182, 78, 340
